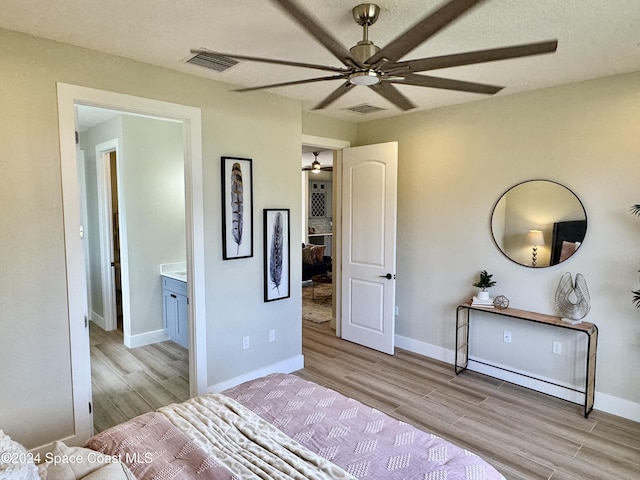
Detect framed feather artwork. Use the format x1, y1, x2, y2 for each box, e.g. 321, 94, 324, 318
221, 156, 253, 260
263, 209, 290, 302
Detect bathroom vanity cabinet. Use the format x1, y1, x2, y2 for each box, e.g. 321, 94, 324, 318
162, 276, 188, 349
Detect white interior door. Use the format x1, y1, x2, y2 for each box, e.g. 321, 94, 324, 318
341, 142, 397, 355
96, 140, 118, 331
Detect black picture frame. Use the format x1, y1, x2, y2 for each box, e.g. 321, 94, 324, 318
263, 208, 290, 302
221, 156, 253, 260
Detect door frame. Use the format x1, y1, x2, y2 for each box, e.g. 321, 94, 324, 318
95, 140, 119, 331
57, 83, 207, 445
301, 134, 349, 335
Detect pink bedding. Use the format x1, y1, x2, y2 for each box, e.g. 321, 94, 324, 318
85, 373, 503, 479
85, 411, 237, 479
225, 373, 503, 480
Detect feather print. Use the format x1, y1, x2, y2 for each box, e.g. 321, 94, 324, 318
230, 163, 243, 255
269, 212, 284, 293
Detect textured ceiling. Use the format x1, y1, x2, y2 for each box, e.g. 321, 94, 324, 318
5, 0, 640, 123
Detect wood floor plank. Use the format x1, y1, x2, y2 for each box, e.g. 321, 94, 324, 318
91, 386, 129, 434
353, 362, 436, 396
90, 351, 133, 395
575, 445, 640, 479
94, 342, 147, 375
108, 389, 155, 420
590, 416, 640, 449
389, 402, 554, 480
122, 371, 183, 410
89, 322, 189, 432
452, 372, 596, 433
161, 376, 190, 403
127, 346, 184, 382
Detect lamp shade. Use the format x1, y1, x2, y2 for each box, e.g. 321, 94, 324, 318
526, 229, 545, 246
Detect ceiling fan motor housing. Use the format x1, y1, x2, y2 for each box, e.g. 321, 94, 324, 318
350, 41, 380, 65
352, 4, 380, 27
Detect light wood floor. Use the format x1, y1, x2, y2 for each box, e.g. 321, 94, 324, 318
297, 321, 640, 480
90, 318, 640, 480
89, 323, 189, 433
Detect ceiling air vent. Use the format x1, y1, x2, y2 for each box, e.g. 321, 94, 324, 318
183, 51, 239, 72
344, 104, 386, 115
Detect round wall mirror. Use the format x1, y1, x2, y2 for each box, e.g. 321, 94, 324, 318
491, 180, 587, 268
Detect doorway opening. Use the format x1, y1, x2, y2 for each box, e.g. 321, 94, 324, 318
76, 105, 190, 432
300, 135, 350, 335
301, 148, 335, 327
58, 82, 206, 444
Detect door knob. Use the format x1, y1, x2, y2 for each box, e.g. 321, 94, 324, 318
379, 273, 395, 279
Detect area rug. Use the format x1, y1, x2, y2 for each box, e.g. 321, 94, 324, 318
302, 283, 332, 324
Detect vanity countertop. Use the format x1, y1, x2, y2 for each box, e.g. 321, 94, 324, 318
160, 262, 187, 283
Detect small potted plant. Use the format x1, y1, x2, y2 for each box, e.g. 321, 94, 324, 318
473, 270, 496, 300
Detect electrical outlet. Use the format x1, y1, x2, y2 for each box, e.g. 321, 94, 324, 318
552, 341, 562, 355
503, 330, 512, 344
243, 336, 250, 350
395, 305, 399, 316
269, 329, 276, 343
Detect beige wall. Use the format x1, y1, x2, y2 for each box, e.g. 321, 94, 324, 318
356, 72, 640, 411
302, 111, 357, 145
0, 28, 303, 448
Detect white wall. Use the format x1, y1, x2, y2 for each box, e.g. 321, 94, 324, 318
120, 116, 185, 337
0, 27, 303, 448
356, 72, 640, 418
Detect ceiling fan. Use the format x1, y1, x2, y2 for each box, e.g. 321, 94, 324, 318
191, 0, 558, 111
302, 152, 332, 173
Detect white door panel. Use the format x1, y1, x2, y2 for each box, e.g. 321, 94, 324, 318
341, 142, 397, 355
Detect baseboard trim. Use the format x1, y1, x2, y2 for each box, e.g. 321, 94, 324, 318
207, 355, 305, 393
89, 312, 106, 330
395, 334, 455, 364
394, 334, 640, 422
125, 329, 170, 348
467, 358, 584, 404
595, 391, 640, 423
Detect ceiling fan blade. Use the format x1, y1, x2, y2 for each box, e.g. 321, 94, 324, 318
272, 0, 362, 68
235, 74, 348, 92
388, 40, 558, 73
389, 73, 503, 94
368, 0, 485, 66
190, 49, 348, 73
312, 81, 355, 110
369, 82, 417, 110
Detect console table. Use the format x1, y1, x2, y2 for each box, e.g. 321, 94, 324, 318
455, 303, 598, 417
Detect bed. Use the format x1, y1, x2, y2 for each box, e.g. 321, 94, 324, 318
71, 373, 503, 479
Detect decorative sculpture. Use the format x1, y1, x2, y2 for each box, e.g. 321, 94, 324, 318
493, 295, 510, 309
555, 272, 590, 324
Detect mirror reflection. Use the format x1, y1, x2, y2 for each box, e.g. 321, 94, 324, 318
491, 180, 587, 268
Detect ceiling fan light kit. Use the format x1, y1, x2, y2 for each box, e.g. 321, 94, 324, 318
191, 0, 558, 111
304, 151, 332, 173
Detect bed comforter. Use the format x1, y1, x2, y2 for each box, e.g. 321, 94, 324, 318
85, 373, 504, 480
